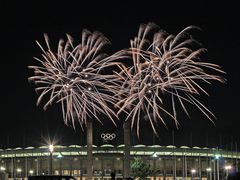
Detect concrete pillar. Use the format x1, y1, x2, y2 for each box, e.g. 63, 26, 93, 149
87, 120, 93, 180
0, 172, 8, 180
123, 121, 131, 178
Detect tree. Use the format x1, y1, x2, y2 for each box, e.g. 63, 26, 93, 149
131, 157, 155, 180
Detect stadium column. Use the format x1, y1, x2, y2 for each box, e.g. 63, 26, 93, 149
60, 158, 62, 175
153, 158, 156, 180
124, 121, 130, 178
163, 156, 166, 180
25, 157, 28, 178
87, 120, 93, 180
198, 156, 202, 180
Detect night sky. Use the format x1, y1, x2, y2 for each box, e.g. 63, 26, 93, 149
1, 1, 239, 149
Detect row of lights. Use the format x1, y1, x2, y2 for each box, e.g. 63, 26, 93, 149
0, 166, 231, 173
51, 142, 121, 161
0, 166, 34, 174
95, 157, 121, 161
190, 166, 232, 173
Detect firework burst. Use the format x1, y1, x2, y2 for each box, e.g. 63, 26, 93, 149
116, 23, 225, 136
29, 30, 124, 129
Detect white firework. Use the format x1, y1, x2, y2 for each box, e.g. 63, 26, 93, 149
29, 30, 125, 128
116, 23, 225, 136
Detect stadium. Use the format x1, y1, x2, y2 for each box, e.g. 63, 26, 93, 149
0, 141, 239, 180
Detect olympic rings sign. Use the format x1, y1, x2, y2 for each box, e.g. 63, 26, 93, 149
101, 133, 116, 141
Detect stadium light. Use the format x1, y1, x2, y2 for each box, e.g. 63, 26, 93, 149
225, 165, 232, 177
206, 167, 212, 180
48, 144, 54, 175
0, 166, 6, 171
191, 169, 196, 174
152, 152, 158, 158
206, 167, 212, 172
214, 154, 220, 160
49, 144, 54, 153
57, 153, 63, 158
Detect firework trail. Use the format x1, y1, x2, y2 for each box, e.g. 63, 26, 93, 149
116, 23, 225, 136
29, 30, 124, 129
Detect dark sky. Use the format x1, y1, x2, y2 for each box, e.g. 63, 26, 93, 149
1, 1, 239, 149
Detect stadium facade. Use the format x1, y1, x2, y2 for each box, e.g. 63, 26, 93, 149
0, 143, 239, 180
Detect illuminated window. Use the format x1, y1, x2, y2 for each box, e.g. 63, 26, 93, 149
63, 170, 70, 175
73, 170, 80, 175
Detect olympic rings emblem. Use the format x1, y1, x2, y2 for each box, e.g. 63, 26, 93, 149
101, 133, 116, 141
